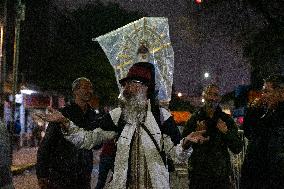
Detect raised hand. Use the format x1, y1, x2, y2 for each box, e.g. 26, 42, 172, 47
216, 119, 228, 134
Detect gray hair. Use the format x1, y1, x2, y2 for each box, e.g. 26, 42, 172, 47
72, 77, 91, 92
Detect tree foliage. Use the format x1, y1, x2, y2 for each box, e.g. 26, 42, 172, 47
244, 25, 284, 88
243, 0, 284, 89
20, 1, 143, 106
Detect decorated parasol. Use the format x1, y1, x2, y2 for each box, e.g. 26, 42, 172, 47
95, 17, 174, 104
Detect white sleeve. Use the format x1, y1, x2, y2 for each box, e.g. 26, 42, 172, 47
163, 135, 193, 163
63, 121, 116, 150
175, 138, 193, 163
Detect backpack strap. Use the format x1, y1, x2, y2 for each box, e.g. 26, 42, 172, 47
140, 124, 167, 167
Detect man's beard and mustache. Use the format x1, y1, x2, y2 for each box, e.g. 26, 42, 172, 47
118, 89, 148, 124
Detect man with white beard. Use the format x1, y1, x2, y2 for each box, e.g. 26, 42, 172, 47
42, 62, 208, 189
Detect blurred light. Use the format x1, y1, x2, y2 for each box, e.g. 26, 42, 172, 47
195, 0, 202, 4
21, 89, 37, 95
201, 98, 205, 103
223, 109, 231, 115
15, 94, 23, 104
204, 72, 209, 78
177, 92, 182, 97
0, 26, 3, 57
237, 116, 244, 125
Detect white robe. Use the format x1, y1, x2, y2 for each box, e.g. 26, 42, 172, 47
63, 106, 192, 189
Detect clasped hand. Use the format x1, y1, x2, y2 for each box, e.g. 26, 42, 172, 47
182, 130, 210, 150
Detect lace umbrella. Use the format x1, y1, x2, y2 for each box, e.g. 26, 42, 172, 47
95, 17, 175, 104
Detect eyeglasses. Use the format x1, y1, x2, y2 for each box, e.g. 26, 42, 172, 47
122, 80, 144, 87
131, 80, 144, 84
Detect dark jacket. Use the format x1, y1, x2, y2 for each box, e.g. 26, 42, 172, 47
182, 106, 243, 189
36, 103, 99, 189
241, 102, 284, 189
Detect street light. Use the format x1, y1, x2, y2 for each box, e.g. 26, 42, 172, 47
204, 72, 209, 78
177, 92, 182, 97
0, 25, 3, 58
20, 89, 37, 95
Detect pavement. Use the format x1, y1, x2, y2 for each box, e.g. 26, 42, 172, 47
11, 147, 103, 189
11, 147, 189, 189
12, 147, 37, 175
12, 147, 39, 189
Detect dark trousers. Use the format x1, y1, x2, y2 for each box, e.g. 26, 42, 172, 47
189, 175, 233, 189
46, 172, 91, 189
95, 156, 115, 189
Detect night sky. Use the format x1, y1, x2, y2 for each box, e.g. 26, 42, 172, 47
54, 0, 261, 96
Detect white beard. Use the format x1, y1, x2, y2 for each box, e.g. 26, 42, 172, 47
118, 90, 148, 124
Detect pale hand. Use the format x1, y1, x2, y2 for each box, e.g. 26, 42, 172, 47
33, 107, 66, 123
186, 130, 209, 144
182, 130, 209, 150
216, 119, 228, 134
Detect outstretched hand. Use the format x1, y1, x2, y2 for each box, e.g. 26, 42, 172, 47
32, 107, 66, 123
45, 107, 66, 123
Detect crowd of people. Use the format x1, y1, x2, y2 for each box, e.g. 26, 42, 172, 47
1, 64, 284, 189
1, 34, 284, 189
0, 72, 284, 189
35, 61, 207, 188
33, 69, 284, 189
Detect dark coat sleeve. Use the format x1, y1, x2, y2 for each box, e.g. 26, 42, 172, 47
221, 113, 244, 154
36, 123, 61, 178
96, 113, 122, 133
182, 113, 198, 138
243, 106, 264, 140
242, 108, 254, 140
162, 116, 181, 145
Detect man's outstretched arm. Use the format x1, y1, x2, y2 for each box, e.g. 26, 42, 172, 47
33, 107, 116, 150
62, 121, 116, 150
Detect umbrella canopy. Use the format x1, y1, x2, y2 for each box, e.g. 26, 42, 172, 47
95, 17, 175, 104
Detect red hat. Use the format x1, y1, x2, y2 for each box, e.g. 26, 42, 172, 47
119, 62, 155, 87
